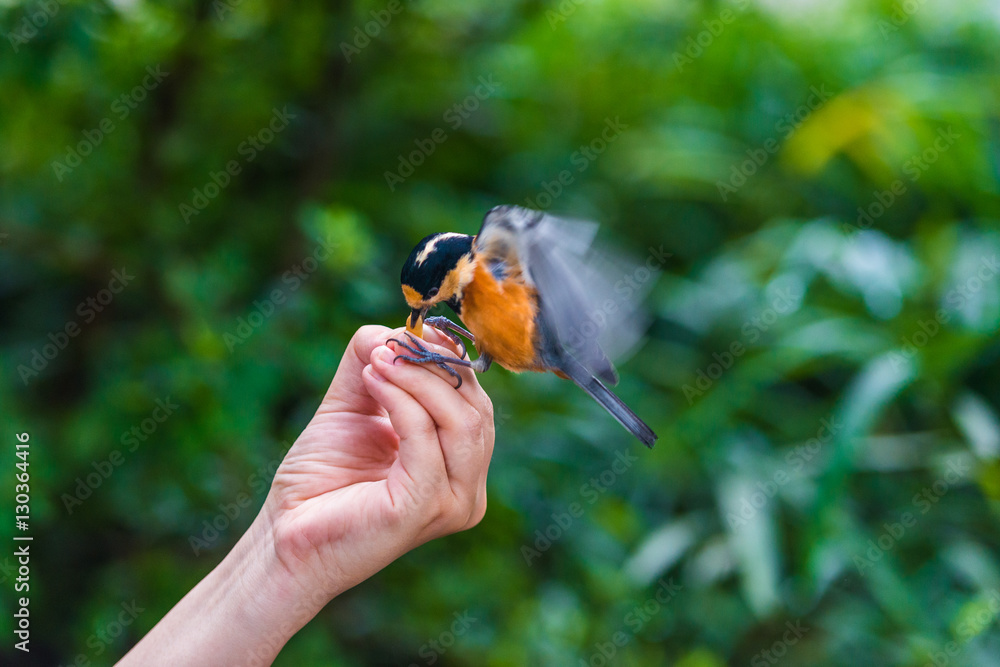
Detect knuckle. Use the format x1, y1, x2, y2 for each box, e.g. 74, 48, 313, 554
457, 441, 479, 465
356, 324, 385, 340
462, 405, 484, 434
412, 414, 438, 441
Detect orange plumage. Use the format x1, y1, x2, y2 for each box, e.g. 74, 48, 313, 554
459, 262, 541, 373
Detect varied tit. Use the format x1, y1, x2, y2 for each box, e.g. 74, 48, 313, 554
394, 205, 657, 447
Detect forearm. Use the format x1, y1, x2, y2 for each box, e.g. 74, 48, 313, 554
117, 325, 493, 665
118, 516, 326, 666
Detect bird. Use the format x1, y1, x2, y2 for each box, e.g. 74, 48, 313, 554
391, 205, 657, 447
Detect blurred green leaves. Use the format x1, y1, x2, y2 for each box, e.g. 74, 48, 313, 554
2, 0, 1000, 665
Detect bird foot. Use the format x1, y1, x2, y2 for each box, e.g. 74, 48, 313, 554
387, 332, 473, 389
424, 316, 474, 359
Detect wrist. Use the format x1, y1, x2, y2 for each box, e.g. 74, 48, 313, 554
119, 510, 332, 666
225, 512, 333, 665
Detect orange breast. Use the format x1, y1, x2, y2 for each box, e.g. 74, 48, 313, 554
460, 262, 542, 372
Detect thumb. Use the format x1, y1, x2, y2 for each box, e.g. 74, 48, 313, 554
322, 325, 394, 415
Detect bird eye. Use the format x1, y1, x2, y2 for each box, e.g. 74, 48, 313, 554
427, 287, 439, 298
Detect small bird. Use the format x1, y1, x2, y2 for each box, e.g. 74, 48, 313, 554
393, 205, 657, 447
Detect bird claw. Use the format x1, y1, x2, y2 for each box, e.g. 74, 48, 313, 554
424, 316, 474, 360
387, 332, 473, 389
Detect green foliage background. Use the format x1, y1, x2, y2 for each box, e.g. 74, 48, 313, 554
2, 0, 1000, 664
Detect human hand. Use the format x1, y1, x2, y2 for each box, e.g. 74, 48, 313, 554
119, 325, 494, 667
259, 324, 495, 621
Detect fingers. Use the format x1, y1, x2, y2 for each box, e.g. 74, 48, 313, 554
386, 327, 488, 425
470, 392, 495, 527
374, 342, 480, 450
361, 355, 448, 494
386, 333, 476, 393
388, 327, 495, 521
412, 327, 492, 428
369, 342, 494, 522
465, 391, 494, 530
319, 324, 465, 417
323, 325, 394, 416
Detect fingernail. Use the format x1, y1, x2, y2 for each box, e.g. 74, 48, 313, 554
368, 365, 387, 382
373, 346, 395, 366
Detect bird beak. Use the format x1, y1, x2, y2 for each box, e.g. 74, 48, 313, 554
406, 307, 427, 338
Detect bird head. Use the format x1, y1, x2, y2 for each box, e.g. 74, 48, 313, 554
400, 232, 475, 337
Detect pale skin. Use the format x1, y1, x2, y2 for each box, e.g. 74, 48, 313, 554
119, 325, 495, 666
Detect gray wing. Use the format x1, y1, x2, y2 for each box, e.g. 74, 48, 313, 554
476, 205, 649, 384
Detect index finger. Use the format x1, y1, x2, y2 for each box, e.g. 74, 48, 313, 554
372, 343, 493, 494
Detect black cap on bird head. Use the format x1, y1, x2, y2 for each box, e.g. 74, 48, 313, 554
400, 232, 474, 337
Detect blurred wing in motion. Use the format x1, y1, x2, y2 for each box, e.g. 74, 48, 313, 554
475, 205, 651, 384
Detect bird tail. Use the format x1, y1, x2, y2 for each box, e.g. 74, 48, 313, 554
568, 370, 657, 448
